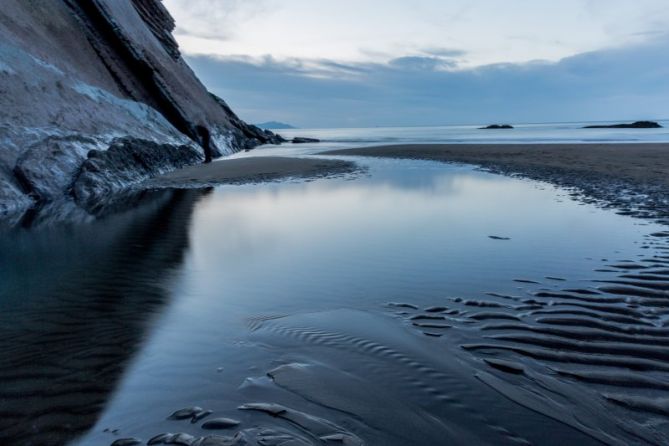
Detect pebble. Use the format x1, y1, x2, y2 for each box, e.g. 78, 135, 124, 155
169, 407, 204, 420
148, 433, 174, 445
425, 306, 448, 313
201, 418, 241, 430
191, 410, 213, 424
388, 302, 419, 310
111, 439, 142, 446
167, 432, 197, 445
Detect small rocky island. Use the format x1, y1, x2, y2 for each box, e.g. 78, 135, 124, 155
583, 121, 662, 129
292, 137, 321, 144
479, 124, 514, 129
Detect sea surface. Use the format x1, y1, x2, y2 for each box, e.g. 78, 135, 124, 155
275, 120, 669, 147
1, 127, 669, 445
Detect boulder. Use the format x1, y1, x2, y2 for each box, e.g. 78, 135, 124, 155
479, 124, 514, 129
13, 135, 103, 201
583, 121, 662, 129
72, 138, 202, 211
292, 137, 321, 144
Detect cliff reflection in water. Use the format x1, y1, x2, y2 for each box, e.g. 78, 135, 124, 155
0, 189, 206, 446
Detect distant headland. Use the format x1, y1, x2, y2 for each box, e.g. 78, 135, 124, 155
255, 121, 296, 130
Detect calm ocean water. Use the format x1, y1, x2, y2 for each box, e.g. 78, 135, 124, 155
275, 120, 669, 146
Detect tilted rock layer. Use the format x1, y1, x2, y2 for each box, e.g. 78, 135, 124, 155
0, 0, 281, 215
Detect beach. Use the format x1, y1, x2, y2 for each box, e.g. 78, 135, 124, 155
145, 156, 358, 188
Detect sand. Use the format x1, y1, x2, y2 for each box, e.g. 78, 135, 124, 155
321, 143, 669, 185
321, 143, 669, 221
144, 156, 358, 189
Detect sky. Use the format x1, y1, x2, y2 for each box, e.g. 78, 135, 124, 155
163, 0, 669, 128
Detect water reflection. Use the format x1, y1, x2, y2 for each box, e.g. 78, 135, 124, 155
2, 158, 667, 445
74, 159, 665, 445
0, 189, 205, 446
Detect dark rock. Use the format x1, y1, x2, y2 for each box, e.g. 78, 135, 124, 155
149, 433, 175, 445
13, 135, 101, 202
387, 302, 419, 310
72, 138, 202, 211
165, 432, 197, 445
425, 306, 448, 312
110, 439, 142, 446
168, 406, 205, 420
192, 435, 240, 446
479, 124, 514, 129
292, 137, 321, 144
201, 418, 241, 430
583, 121, 662, 129
238, 403, 287, 416
191, 410, 213, 424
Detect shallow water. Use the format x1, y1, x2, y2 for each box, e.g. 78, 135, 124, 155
2, 157, 669, 445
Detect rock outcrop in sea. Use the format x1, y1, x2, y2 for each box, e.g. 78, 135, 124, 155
479, 124, 514, 129
292, 137, 321, 144
0, 0, 283, 217
583, 121, 662, 129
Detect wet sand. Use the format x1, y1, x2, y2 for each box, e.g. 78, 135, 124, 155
144, 156, 358, 189
322, 143, 669, 221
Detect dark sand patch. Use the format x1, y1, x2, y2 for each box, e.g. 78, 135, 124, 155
144, 156, 359, 189
321, 143, 669, 221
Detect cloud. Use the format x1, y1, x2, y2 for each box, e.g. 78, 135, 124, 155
185, 34, 669, 128
388, 56, 458, 71
167, 0, 269, 41
166, 0, 669, 69
421, 48, 468, 58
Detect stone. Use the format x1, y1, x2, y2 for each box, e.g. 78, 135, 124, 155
583, 121, 662, 129
479, 124, 514, 129
292, 137, 321, 144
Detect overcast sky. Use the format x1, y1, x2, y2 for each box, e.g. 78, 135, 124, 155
163, 0, 669, 127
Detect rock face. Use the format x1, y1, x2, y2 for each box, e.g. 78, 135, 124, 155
72, 138, 203, 211
0, 0, 283, 216
583, 121, 662, 129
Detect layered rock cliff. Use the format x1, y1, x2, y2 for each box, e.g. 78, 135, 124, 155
0, 0, 282, 216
